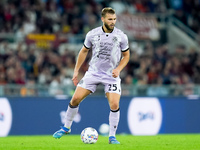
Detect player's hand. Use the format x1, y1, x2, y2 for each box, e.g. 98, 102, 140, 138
72, 71, 79, 86
112, 69, 120, 78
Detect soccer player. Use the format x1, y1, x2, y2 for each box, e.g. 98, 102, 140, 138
53, 7, 130, 144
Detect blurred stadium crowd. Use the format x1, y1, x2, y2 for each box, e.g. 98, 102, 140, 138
166, 0, 200, 34
0, 0, 200, 96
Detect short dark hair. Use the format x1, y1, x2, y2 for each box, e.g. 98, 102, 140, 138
101, 7, 115, 17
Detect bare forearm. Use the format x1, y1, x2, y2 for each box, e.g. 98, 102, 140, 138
116, 50, 130, 72
74, 46, 89, 73
112, 50, 130, 78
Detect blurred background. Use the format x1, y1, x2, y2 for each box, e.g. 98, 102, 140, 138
1, 0, 200, 137
0, 0, 200, 97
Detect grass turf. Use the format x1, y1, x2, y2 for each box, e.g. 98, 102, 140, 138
0, 134, 200, 150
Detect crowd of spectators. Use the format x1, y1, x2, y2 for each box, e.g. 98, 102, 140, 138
0, 0, 199, 96
0, 0, 167, 37
166, 0, 200, 35
125, 42, 199, 96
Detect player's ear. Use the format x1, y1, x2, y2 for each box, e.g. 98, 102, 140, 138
101, 17, 104, 22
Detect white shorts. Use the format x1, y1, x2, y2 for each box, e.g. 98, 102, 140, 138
77, 71, 121, 95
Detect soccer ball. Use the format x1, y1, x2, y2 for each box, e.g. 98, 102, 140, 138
81, 127, 98, 144
99, 123, 109, 136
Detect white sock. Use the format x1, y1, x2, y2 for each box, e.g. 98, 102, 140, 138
64, 103, 79, 129
109, 108, 120, 137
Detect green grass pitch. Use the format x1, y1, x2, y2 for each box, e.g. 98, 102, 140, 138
0, 134, 200, 150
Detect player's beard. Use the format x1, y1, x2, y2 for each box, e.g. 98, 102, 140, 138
104, 22, 114, 32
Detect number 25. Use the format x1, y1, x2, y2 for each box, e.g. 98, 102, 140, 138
108, 84, 117, 91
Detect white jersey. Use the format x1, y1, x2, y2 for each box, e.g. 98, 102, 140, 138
84, 26, 129, 78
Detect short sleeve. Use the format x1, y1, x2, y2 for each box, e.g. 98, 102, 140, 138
84, 32, 92, 49
120, 34, 129, 52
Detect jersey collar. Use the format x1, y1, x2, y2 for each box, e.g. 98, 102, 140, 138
102, 26, 114, 33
